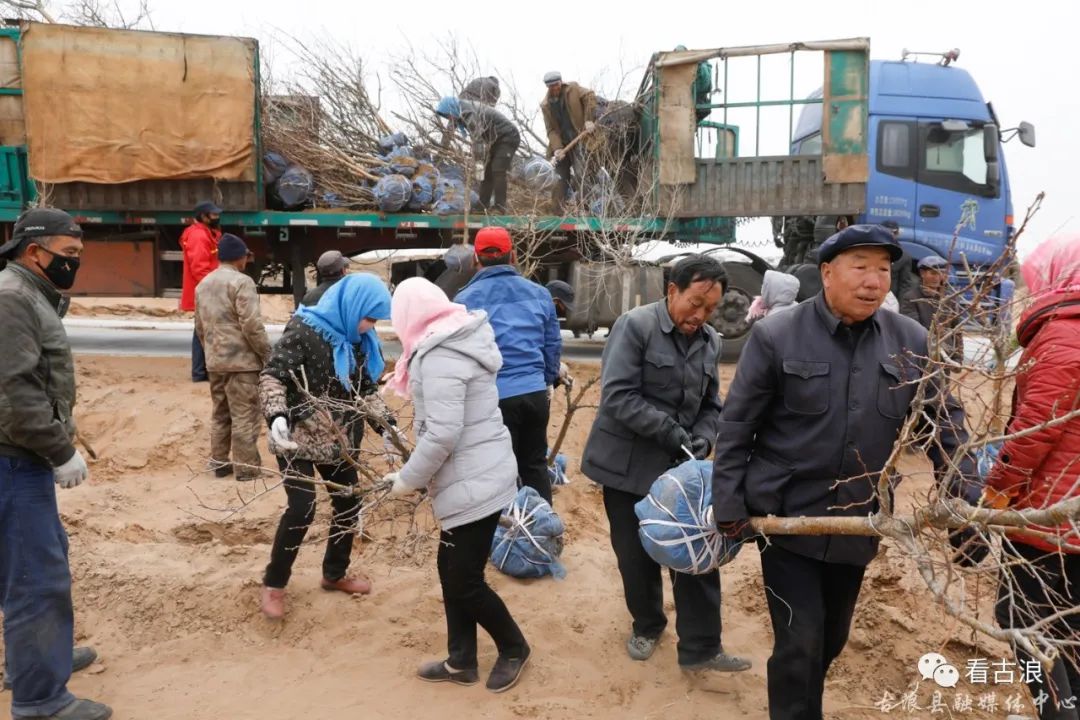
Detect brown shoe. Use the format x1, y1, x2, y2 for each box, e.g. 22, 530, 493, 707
260, 586, 285, 620
320, 574, 372, 595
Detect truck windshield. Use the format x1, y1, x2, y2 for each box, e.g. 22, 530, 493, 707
924, 125, 988, 187
876, 120, 998, 198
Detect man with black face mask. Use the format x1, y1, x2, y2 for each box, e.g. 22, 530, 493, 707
180, 201, 223, 383
0, 208, 113, 720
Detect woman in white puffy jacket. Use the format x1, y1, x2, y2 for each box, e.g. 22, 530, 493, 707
384, 277, 530, 693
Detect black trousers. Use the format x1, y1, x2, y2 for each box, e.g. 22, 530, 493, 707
439, 511, 527, 670
479, 137, 517, 212
996, 541, 1080, 720
264, 457, 361, 588
759, 541, 866, 720
603, 485, 721, 666
499, 390, 552, 504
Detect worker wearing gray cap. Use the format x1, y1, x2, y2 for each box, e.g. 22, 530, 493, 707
0, 208, 113, 720
302, 250, 351, 307
900, 254, 964, 364
540, 72, 598, 206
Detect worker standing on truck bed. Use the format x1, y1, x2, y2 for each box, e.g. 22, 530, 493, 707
0, 208, 113, 720
540, 72, 598, 207
194, 234, 272, 482
581, 254, 750, 688
435, 97, 520, 213
454, 227, 562, 505
180, 201, 223, 382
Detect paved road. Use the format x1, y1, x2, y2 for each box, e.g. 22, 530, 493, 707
64, 319, 605, 362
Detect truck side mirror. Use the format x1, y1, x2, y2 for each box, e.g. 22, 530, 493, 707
983, 124, 999, 162
1018, 121, 1036, 148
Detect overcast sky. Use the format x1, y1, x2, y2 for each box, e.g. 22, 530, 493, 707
139, 0, 1074, 256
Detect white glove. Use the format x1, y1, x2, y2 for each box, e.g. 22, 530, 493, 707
552, 149, 565, 163
384, 472, 412, 496
474, 161, 486, 181
54, 451, 89, 489
584, 121, 596, 133
270, 417, 298, 451
558, 362, 573, 389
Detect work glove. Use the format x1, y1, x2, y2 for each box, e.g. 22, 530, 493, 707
54, 451, 89, 489
690, 436, 712, 460
552, 149, 565, 163
949, 527, 991, 567
584, 121, 596, 133
383, 471, 412, 497
660, 423, 693, 461
270, 416, 298, 451
556, 362, 573, 390
979, 486, 1015, 510
474, 161, 486, 181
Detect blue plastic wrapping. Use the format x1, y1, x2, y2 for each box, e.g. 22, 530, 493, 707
272, 165, 314, 210
490, 486, 567, 580
635, 460, 744, 575
263, 152, 289, 185
522, 156, 556, 191
975, 441, 1002, 482
377, 132, 409, 155
372, 174, 412, 212
548, 453, 569, 486
407, 173, 437, 211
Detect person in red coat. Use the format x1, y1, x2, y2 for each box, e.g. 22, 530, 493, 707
180, 201, 222, 382
989, 233, 1080, 720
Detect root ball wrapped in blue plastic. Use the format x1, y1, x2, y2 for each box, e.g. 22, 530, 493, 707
263, 152, 289, 185
373, 174, 412, 212
377, 131, 409, 155
522, 156, 557, 191
407, 173, 437, 211
547, 452, 569, 486
272, 165, 315, 210
490, 486, 567, 579
635, 460, 744, 575
433, 177, 467, 215
386, 146, 419, 177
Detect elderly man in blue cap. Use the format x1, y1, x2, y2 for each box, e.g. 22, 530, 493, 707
711, 224, 986, 720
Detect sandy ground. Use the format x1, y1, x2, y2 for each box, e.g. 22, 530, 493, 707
67, 296, 299, 325
0, 356, 1034, 720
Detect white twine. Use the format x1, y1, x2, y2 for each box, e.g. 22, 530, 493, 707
639, 470, 731, 575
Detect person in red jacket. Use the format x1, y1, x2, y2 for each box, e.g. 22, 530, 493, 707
180, 201, 223, 382
989, 233, 1080, 720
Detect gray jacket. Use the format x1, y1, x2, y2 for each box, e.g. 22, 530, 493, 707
397, 312, 517, 530
711, 293, 977, 566
0, 263, 77, 465
582, 301, 723, 496
460, 99, 520, 149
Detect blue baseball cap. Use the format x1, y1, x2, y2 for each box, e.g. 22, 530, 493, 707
194, 201, 223, 216
817, 224, 903, 266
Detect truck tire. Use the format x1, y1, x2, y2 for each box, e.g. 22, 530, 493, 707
712, 262, 764, 363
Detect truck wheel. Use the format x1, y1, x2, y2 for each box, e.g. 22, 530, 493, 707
712, 262, 764, 363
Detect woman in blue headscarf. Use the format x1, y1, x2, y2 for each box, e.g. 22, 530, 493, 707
257, 273, 392, 620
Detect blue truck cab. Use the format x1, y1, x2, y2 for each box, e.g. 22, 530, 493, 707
791, 54, 1035, 320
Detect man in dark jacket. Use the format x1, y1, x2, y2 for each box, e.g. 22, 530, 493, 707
435, 97, 520, 212
455, 227, 561, 504
711, 225, 984, 720
301, 250, 350, 307
900, 254, 964, 364
581, 255, 751, 684
0, 208, 112, 720
881, 220, 918, 303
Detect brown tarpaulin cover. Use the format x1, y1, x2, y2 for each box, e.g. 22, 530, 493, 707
21, 23, 257, 184
658, 62, 696, 186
